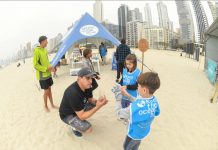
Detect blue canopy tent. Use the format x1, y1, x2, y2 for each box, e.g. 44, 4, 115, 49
51, 12, 120, 67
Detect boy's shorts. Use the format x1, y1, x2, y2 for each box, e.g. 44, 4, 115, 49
62, 115, 91, 132
121, 98, 131, 108
39, 77, 53, 90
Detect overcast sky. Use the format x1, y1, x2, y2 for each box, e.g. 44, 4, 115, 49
0, 1, 213, 60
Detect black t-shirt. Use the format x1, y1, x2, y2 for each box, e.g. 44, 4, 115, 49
59, 82, 93, 120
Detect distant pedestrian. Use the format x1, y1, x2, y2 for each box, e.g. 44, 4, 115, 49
115, 39, 131, 83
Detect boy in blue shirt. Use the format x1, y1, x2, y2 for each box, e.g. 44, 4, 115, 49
112, 72, 160, 150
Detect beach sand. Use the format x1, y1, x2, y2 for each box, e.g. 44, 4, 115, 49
0, 49, 218, 150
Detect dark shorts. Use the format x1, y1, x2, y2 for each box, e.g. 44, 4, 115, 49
121, 98, 131, 108
61, 102, 95, 132
62, 115, 91, 132
39, 77, 53, 90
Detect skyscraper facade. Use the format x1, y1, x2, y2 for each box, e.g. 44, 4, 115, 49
93, 0, 103, 22
118, 4, 129, 39
128, 8, 143, 22
191, 0, 209, 43
208, 1, 218, 21
144, 3, 153, 28
175, 0, 195, 44
157, 2, 169, 29
126, 20, 144, 47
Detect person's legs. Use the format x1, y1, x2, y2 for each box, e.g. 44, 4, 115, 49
62, 115, 92, 137
103, 56, 107, 65
121, 99, 131, 108
211, 82, 218, 103
116, 62, 123, 81
44, 78, 58, 109
43, 89, 50, 112
48, 87, 59, 109
100, 55, 103, 62
123, 136, 141, 150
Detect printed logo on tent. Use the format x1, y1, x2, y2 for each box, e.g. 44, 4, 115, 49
80, 25, 99, 36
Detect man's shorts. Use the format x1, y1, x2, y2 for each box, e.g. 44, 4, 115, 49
39, 77, 53, 90
62, 115, 91, 132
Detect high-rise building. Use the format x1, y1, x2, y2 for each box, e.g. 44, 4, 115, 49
26, 42, 32, 57
126, 21, 144, 47
175, 0, 195, 44
144, 3, 153, 28
191, 0, 209, 43
118, 4, 130, 39
157, 2, 169, 29
216, 2, 218, 16
93, 0, 103, 23
102, 20, 119, 39
208, 1, 218, 21
128, 8, 143, 22
47, 33, 63, 52
144, 27, 169, 49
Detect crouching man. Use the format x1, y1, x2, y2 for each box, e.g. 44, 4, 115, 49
59, 67, 108, 137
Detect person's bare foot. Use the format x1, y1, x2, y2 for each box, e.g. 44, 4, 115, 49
44, 107, 50, 112
51, 105, 59, 109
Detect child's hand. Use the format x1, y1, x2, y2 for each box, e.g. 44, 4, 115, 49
96, 75, 101, 80
121, 86, 126, 92
121, 86, 127, 90
123, 91, 131, 98
121, 86, 127, 95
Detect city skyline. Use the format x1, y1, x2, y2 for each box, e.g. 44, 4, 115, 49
0, 1, 213, 61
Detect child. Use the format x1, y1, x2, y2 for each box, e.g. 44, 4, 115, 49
82, 48, 100, 91
99, 42, 107, 65
112, 72, 160, 150
120, 54, 141, 108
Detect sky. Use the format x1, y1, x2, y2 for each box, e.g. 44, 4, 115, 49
0, 1, 213, 60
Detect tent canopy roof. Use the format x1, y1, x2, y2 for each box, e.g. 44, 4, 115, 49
205, 17, 218, 38
51, 12, 120, 66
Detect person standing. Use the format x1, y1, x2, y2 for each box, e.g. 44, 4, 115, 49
115, 39, 131, 83
33, 35, 59, 112
99, 42, 107, 65
112, 72, 161, 150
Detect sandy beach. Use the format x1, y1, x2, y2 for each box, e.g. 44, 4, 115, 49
0, 49, 218, 150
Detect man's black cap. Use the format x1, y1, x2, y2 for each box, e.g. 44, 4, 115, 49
38, 36, 47, 43
77, 67, 96, 78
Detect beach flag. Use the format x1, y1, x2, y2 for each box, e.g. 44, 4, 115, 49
207, 59, 217, 85
112, 52, 117, 70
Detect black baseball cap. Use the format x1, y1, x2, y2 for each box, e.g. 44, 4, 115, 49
38, 36, 47, 43
77, 67, 96, 78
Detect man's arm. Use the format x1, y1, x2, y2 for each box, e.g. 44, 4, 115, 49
33, 50, 49, 72
75, 97, 108, 120
88, 97, 97, 104
75, 105, 101, 120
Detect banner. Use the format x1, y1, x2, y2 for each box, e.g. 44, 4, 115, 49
207, 59, 217, 85
112, 52, 117, 70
